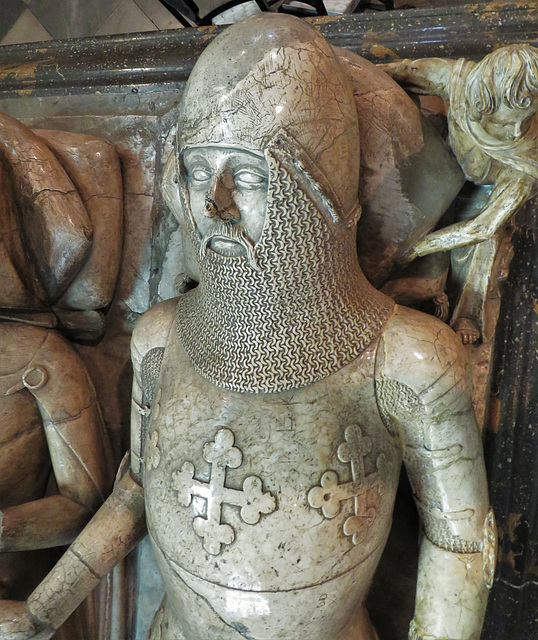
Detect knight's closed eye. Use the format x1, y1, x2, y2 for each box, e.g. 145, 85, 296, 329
189, 167, 211, 185
234, 170, 267, 191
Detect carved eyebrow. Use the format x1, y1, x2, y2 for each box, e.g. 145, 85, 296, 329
231, 156, 268, 171
184, 154, 210, 165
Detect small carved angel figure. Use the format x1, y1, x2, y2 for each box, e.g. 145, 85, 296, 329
381, 45, 538, 343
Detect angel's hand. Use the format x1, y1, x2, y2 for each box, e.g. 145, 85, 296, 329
415, 174, 535, 258
413, 219, 486, 257
377, 57, 454, 98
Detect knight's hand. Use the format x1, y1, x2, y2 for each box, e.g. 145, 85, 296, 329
0, 602, 51, 640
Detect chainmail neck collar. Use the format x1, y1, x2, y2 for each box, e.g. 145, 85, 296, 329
176, 152, 394, 394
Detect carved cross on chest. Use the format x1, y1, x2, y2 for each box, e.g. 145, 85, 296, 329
172, 428, 276, 555
308, 424, 389, 545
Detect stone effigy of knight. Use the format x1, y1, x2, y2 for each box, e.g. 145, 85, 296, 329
0, 15, 499, 640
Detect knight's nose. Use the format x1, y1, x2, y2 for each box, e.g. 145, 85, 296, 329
205, 178, 240, 221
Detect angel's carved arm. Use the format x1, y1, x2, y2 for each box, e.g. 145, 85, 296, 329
410, 173, 535, 259
379, 57, 456, 101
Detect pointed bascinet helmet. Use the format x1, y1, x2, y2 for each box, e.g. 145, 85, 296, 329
177, 13, 361, 223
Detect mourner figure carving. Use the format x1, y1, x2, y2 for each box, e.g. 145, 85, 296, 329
381, 45, 538, 343
0, 113, 121, 637
0, 14, 503, 640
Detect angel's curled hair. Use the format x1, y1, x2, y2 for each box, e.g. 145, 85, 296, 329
465, 45, 538, 119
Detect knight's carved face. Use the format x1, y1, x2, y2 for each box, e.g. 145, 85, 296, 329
183, 146, 268, 258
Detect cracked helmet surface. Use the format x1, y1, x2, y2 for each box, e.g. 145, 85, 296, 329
177, 13, 361, 221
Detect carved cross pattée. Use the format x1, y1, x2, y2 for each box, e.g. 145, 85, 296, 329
308, 424, 389, 545
171, 428, 276, 555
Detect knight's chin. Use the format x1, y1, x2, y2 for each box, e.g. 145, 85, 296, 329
208, 237, 247, 257
198, 225, 260, 270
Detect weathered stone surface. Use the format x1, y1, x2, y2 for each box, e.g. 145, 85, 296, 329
0, 5, 534, 639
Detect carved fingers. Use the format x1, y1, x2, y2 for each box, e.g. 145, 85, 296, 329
433, 293, 450, 322
452, 318, 480, 346
378, 57, 454, 99
412, 220, 486, 257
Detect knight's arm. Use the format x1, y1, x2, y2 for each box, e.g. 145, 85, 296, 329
376, 307, 493, 640
0, 299, 178, 639
129, 298, 177, 481
0, 326, 114, 552
0, 470, 146, 640
378, 58, 456, 101
14, 297, 178, 635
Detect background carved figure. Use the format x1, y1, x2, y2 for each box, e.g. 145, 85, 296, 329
0, 113, 123, 637
380, 45, 538, 344
0, 15, 497, 640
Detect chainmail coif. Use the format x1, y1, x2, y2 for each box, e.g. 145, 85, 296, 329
177, 152, 394, 393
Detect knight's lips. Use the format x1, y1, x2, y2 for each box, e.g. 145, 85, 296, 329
209, 237, 246, 256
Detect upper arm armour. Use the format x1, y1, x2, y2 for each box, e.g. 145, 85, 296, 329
130, 298, 177, 482
138, 346, 165, 464
375, 306, 489, 553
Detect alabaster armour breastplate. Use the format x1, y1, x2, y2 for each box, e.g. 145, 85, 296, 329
144, 331, 401, 640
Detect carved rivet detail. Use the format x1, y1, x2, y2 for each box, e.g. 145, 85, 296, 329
22, 366, 48, 390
